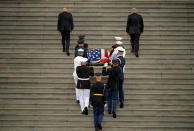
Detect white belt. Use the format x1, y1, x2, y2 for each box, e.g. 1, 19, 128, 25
78, 78, 90, 80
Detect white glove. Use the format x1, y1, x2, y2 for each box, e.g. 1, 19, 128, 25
104, 63, 108, 67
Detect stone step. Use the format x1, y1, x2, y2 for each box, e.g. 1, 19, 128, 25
0, 73, 193, 79
0, 2, 193, 8
1, 11, 194, 16
1, 25, 194, 30
0, 64, 191, 70
1, 88, 194, 94
0, 121, 194, 130
1, 119, 194, 126
0, 4, 192, 9
0, 69, 192, 74
0, 35, 193, 41
0, 107, 194, 116
1, 54, 193, 59
0, 70, 192, 77
0, 27, 193, 31
24, 66, 187, 73
0, 51, 190, 57
1, 117, 193, 128
0, 117, 194, 128
1, 98, 194, 105
1, 7, 193, 12
0, 126, 193, 131
0, 44, 194, 49
0, 54, 193, 60
0, 21, 193, 27
1, 0, 192, 1
0, 80, 192, 85
1, 113, 194, 120
1, 114, 194, 122
0, 30, 193, 36
1, 12, 194, 17
0, 52, 192, 58
0, 59, 192, 65
0, 44, 191, 50
0, 124, 193, 131
0, 39, 192, 45
0, 83, 193, 89
1, 21, 193, 27
1, 103, 194, 110
1, 92, 194, 99
0, 28, 193, 35
0, 42, 192, 49
0, 16, 193, 22
0, 48, 192, 54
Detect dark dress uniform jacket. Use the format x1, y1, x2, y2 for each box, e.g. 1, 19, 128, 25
102, 66, 121, 90
117, 56, 126, 80
126, 13, 144, 34
91, 82, 106, 107
76, 66, 94, 89
57, 12, 74, 31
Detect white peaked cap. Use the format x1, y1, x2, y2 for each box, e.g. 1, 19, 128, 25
116, 41, 122, 45
80, 58, 88, 62
114, 37, 122, 41
117, 46, 125, 52
78, 48, 84, 52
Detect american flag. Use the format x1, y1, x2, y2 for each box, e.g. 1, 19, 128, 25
87, 48, 110, 62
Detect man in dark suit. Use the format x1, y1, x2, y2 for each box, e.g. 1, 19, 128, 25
57, 8, 74, 56
126, 8, 144, 57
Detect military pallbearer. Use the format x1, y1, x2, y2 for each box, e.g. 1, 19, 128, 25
116, 47, 126, 108
91, 73, 106, 131
102, 60, 121, 118
76, 58, 94, 115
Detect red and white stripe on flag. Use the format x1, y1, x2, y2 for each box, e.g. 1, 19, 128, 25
100, 49, 110, 63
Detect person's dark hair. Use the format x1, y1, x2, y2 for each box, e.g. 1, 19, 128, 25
78, 35, 85, 40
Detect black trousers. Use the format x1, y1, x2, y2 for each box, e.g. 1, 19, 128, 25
61, 30, 70, 52
129, 34, 140, 53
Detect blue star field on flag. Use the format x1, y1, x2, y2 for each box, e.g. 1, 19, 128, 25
87, 48, 101, 61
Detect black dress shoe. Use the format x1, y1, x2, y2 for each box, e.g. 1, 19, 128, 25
98, 123, 102, 130
66, 52, 70, 56
95, 128, 99, 131
135, 53, 139, 57
108, 111, 112, 114
81, 111, 85, 115
76, 100, 80, 104
84, 107, 88, 115
113, 111, 117, 118
120, 102, 124, 108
